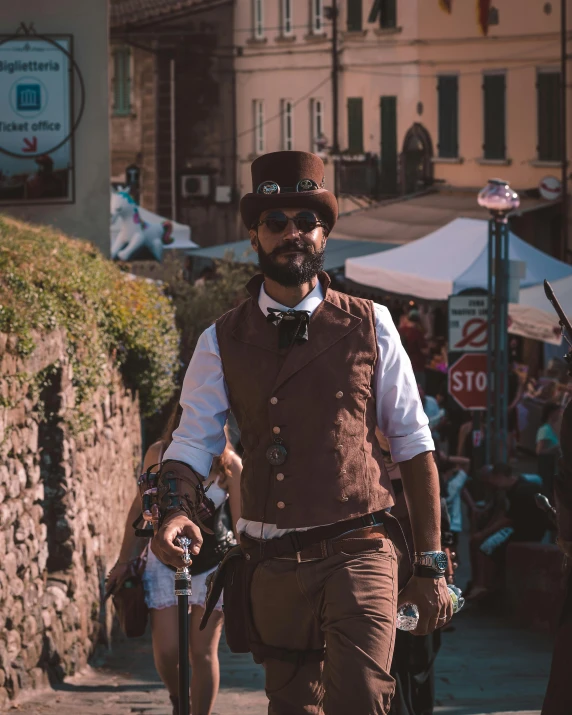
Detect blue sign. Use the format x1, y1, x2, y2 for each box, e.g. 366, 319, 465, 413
16, 83, 41, 111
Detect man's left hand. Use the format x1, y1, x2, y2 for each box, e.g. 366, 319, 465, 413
397, 575, 453, 635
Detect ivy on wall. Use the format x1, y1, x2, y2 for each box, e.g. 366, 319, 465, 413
0, 215, 179, 418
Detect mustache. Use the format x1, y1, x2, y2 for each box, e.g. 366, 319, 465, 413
271, 243, 312, 256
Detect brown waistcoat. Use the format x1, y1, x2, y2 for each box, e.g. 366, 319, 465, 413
215, 273, 394, 528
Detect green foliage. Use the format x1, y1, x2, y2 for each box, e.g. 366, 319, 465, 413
0, 215, 179, 417
127, 252, 258, 366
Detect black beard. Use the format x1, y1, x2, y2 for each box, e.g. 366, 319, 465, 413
257, 239, 326, 287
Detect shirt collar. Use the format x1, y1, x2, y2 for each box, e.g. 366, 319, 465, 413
258, 280, 325, 319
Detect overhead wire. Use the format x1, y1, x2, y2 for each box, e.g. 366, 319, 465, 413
201, 74, 331, 149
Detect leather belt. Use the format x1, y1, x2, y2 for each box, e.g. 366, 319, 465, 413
240, 511, 389, 564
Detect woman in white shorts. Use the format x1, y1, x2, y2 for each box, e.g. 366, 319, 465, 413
107, 406, 242, 715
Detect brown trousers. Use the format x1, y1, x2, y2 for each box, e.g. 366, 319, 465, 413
249, 533, 398, 715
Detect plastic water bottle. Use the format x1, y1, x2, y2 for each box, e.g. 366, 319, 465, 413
396, 584, 465, 631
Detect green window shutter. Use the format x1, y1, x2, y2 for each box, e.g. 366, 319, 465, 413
380, 0, 397, 29
483, 74, 506, 160
380, 96, 397, 193
347, 0, 363, 31
437, 75, 458, 158
537, 72, 561, 161
347, 97, 364, 153
113, 48, 131, 115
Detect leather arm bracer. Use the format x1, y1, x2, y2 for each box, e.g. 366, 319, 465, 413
137, 460, 215, 533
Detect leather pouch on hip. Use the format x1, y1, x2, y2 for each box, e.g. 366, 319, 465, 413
200, 545, 251, 653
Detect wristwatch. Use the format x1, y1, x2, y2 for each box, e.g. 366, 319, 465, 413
413, 551, 448, 578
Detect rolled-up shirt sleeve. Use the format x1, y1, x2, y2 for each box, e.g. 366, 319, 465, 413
162, 325, 229, 477
373, 304, 434, 463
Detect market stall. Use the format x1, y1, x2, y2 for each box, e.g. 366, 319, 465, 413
345, 217, 572, 343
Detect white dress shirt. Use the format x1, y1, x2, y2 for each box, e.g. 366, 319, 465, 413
163, 281, 434, 539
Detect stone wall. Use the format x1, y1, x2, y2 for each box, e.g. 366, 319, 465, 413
0, 330, 142, 707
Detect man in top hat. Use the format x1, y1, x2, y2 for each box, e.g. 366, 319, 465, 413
150, 151, 452, 714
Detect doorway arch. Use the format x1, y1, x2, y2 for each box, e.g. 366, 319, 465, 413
401, 123, 434, 194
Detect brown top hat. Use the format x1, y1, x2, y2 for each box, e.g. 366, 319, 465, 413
240, 151, 338, 231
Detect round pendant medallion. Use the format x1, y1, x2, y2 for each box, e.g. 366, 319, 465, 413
266, 443, 288, 466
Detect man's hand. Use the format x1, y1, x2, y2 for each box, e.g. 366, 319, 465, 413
397, 576, 453, 635
151, 514, 203, 569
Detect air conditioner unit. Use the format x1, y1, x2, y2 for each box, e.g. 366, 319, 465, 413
181, 174, 210, 198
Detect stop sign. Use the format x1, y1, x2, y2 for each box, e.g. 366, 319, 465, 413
448, 353, 488, 411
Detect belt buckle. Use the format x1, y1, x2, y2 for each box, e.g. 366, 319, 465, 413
296, 551, 302, 563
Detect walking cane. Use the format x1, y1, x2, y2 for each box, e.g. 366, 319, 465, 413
175, 536, 192, 715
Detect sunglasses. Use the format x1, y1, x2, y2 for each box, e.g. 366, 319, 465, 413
255, 212, 327, 235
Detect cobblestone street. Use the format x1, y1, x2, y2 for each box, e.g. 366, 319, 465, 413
11, 604, 553, 715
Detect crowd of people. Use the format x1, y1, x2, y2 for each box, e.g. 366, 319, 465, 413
395, 306, 567, 608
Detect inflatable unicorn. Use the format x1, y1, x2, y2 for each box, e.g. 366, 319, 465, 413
110, 188, 174, 262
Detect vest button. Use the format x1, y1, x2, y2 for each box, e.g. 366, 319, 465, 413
245, 553, 251, 560
273, 426, 281, 434
277, 501, 286, 509
276, 473, 285, 481
336, 391, 344, 399
338, 494, 349, 502
270, 397, 278, 405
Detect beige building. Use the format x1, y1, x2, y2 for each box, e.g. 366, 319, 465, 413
234, 0, 571, 254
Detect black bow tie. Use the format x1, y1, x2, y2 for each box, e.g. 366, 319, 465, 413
267, 308, 310, 349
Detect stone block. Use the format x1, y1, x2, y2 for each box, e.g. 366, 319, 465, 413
5, 629, 21, 659
0, 686, 9, 709
5, 599, 23, 629
45, 584, 69, 613
3, 552, 17, 579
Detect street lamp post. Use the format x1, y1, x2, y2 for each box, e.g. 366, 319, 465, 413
478, 179, 520, 465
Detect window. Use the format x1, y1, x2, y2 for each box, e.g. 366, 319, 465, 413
282, 100, 294, 150
311, 98, 325, 152
537, 70, 561, 161
112, 47, 131, 116
437, 75, 459, 158
483, 73, 506, 160
282, 0, 293, 36
380, 0, 397, 29
380, 96, 398, 193
253, 0, 264, 39
254, 99, 265, 154
347, 0, 363, 31
347, 97, 364, 153
312, 0, 324, 33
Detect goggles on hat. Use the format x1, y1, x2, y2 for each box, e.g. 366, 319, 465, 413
257, 178, 321, 195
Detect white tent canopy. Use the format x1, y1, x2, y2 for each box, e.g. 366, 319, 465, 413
345, 217, 572, 301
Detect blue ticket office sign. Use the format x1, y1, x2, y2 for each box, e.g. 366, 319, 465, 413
0, 35, 75, 204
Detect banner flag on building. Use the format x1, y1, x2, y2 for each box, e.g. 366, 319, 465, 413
439, 0, 453, 13
477, 0, 491, 35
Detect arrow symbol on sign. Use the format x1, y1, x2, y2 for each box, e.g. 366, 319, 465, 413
22, 137, 37, 153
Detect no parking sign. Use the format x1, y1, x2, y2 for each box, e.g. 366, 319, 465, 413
448, 296, 489, 352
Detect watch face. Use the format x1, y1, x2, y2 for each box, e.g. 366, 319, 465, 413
435, 552, 448, 572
